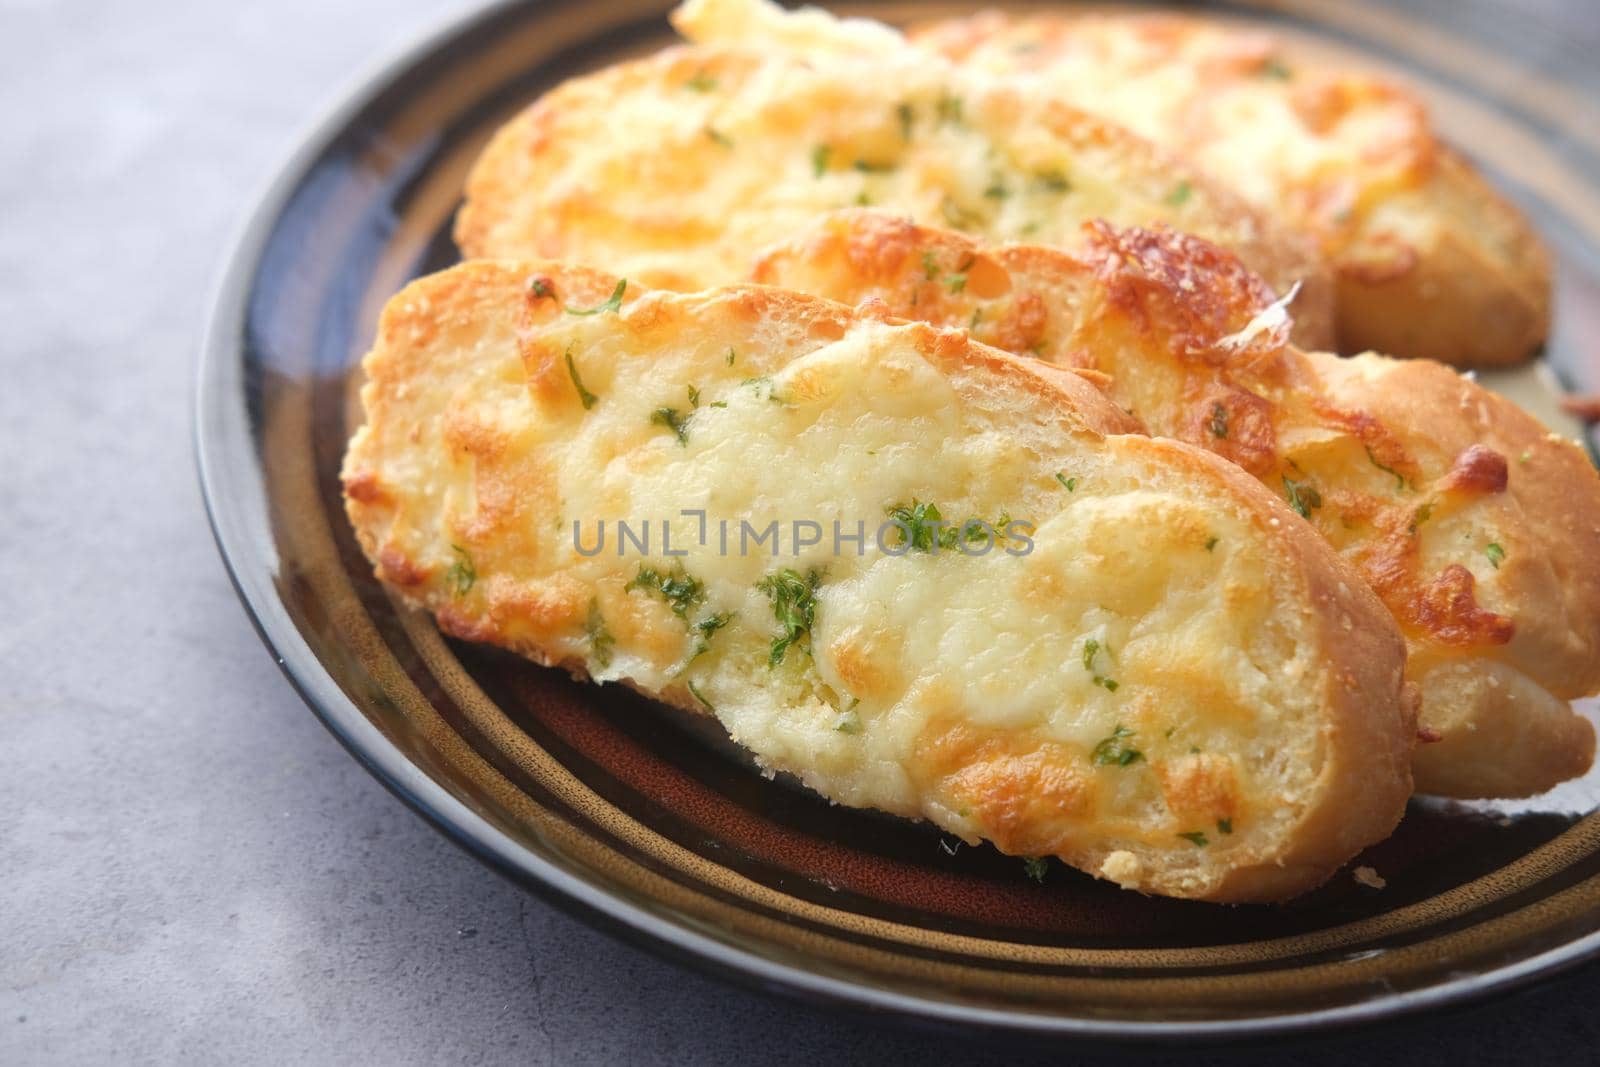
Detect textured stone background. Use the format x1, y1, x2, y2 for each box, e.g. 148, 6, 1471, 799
4, 1, 1599, 1062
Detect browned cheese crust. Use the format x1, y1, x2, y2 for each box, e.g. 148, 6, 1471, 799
341, 260, 1414, 901
754, 209, 1599, 797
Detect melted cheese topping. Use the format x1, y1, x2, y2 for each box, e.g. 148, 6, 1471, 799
754, 210, 1600, 798
456, 37, 1319, 304
680, 0, 1429, 252
343, 265, 1412, 898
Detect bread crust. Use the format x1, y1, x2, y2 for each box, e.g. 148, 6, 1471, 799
907, 9, 1551, 366
454, 40, 1333, 348
342, 260, 1413, 901
752, 209, 1599, 798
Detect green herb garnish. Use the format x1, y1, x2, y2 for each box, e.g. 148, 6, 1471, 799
983, 181, 1010, 200
921, 250, 940, 279
627, 561, 706, 620
563, 344, 598, 410
1409, 500, 1433, 535
1283, 475, 1322, 519
886, 500, 950, 552
1217, 818, 1233, 835
833, 708, 863, 734
1022, 856, 1049, 883
756, 567, 823, 667
1166, 180, 1192, 207
586, 599, 615, 668
687, 679, 715, 711
1261, 57, 1292, 80
740, 375, 785, 404
811, 143, 831, 178
1091, 724, 1143, 766
528, 277, 554, 299
896, 102, 914, 141
690, 611, 733, 659
1365, 446, 1407, 491
445, 545, 476, 596
725, 347, 736, 366
1486, 542, 1506, 569
684, 70, 718, 92
1035, 169, 1071, 192
1178, 831, 1209, 847
651, 407, 690, 445
1082, 638, 1121, 692
704, 126, 734, 149
1205, 536, 1219, 552
565, 278, 627, 317
945, 254, 975, 293
1056, 472, 1076, 491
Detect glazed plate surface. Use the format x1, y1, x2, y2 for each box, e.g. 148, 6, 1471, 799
197, 0, 1600, 1039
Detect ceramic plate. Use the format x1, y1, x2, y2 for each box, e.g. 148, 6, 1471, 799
197, 0, 1600, 1040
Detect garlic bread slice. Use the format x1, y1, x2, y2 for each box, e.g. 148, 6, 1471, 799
905, 8, 1551, 366
754, 209, 1600, 798
454, 37, 1333, 349
342, 261, 1414, 901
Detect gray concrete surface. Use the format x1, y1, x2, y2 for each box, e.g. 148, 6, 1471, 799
4, 1, 1600, 1063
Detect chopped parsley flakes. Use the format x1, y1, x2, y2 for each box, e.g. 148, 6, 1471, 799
1082, 638, 1121, 692
1486, 542, 1506, 569
896, 102, 914, 141
884, 500, 998, 552
585, 599, 615, 668
684, 70, 718, 92
1022, 856, 1049, 883
627, 561, 705, 620
1205, 536, 1219, 552
445, 545, 476, 596
687, 679, 715, 711
739, 375, 787, 405
1056, 472, 1076, 491
563, 344, 598, 410
756, 567, 822, 667
1282, 475, 1322, 519
1165, 180, 1192, 207
1178, 831, 1209, 847
1261, 58, 1292, 80
1365, 446, 1407, 491
1091, 723, 1142, 766
690, 611, 733, 660
651, 406, 690, 445
564, 278, 627, 316
811, 143, 830, 178
1035, 169, 1071, 192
